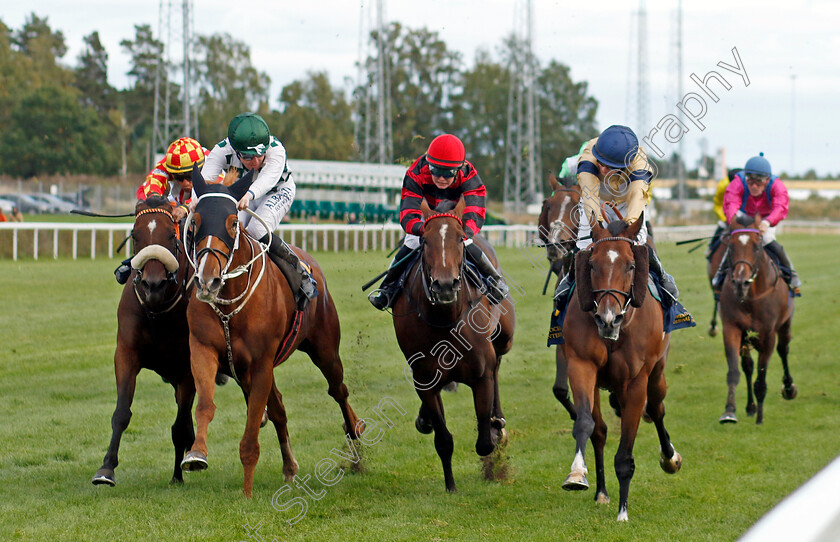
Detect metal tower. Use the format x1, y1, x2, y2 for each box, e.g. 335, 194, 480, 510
151, 0, 198, 163
675, 0, 686, 200
625, 1, 650, 137
504, 0, 542, 214
354, 0, 393, 164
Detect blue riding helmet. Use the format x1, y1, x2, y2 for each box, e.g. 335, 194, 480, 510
743, 152, 772, 177
592, 125, 639, 170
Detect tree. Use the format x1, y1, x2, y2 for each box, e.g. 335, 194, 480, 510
1, 85, 117, 177
193, 32, 270, 144
269, 71, 354, 160
10, 13, 71, 88
75, 31, 115, 115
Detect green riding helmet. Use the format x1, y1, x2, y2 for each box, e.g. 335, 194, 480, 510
228, 113, 270, 156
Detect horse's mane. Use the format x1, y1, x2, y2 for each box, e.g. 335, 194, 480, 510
433, 200, 457, 213
142, 195, 170, 210
606, 220, 629, 237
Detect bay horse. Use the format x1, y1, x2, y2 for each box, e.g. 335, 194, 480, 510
537, 177, 581, 419
717, 215, 796, 424
180, 168, 362, 497
393, 198, 515, 492
93, 195, 195, 486
562, 218, 682, 522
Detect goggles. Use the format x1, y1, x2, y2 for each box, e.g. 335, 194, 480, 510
429, 165, 459, 178
746, 173, 769, 185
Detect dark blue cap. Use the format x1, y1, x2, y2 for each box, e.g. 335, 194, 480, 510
592, 125, 639, 170
744, 152, 772, 176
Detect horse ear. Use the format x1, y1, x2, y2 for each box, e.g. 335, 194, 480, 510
574, 250, 595, 312
549, 176, 561, 192
420, 198, 433, 219
228, 169, 254, 201
591, 214, 607, 241
753, 214, 762, 228
453, 197, 466, 218
625, 216, 643, 240
630, 244, 649, 308
192, 163, 208, 196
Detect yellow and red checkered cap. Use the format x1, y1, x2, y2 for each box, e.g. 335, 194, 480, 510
164, 137, 206, 174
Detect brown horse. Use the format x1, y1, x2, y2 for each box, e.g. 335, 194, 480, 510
717, 215, 796, 424
180, 169, 362, 497
93, 195, 195, 486
392, 198, 515, 492
538, 177, 581, 419
562, 218, 682, 522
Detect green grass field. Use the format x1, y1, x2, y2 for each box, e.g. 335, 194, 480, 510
0, 234, 838, 541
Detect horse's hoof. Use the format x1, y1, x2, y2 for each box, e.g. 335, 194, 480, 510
490, 416, 506, 430
719, 412, 738, 424
92, 469, 116, 486
170, 476, 184, 485
660, 450, 682, 474
562, 472, 589, 491
215, 373, 229, 386
260, 408, 269, 428
782, 385, 798, 400
476, 440, 494, 457
595, 491, 610, 504
415, 415, 433, 434
496, 428, 509, 448
708, 326, 717, 337
181, 451, 208, 472
442, 381, 458, 393
746, 405, 757, 417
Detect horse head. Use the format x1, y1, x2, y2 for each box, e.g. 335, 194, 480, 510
575, 216, 649, 341
728, 214, 765, 302
539, 177, 581, 269
189, 165, 254, 302
130, 195, 182, 308
420, 198, 467, 306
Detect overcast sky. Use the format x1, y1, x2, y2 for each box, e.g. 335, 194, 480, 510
5, 0, 839, 176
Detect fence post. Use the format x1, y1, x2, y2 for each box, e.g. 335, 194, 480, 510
13, 228, 18, 261
33, 228, 39, 261
72, 229, 78, 260
91, 230, 96, 259
53, 229, 58, 260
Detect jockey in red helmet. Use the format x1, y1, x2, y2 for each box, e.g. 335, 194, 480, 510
368, 134, 509, 310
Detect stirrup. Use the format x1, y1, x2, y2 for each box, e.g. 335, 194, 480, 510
486, 277, 509, 304
368, 288, 393, 311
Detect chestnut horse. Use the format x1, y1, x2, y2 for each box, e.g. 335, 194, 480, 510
717, 215, 796, 424
393, 199, 515, 492
537, 177, 581, 419
562, 218, 682, 522
93, 195, 195, 486
180, 169, 362, 497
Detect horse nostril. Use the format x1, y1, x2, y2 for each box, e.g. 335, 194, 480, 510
209, 278, 223, 291
593, 314, 604, 327
613, 314, 624, 326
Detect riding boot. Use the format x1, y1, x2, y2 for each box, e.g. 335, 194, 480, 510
647, 245, 679, 303
764, 241, 802, 293
369, 244, 414, 310
114, 257, 132, 284
712, 247, 731, 291
466, 243, 509, 304
259, 234, 318, 310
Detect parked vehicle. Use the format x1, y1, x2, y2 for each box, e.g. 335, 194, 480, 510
0, 197, 14, 213
30, 193, 78, 213
0, 194, 51, 214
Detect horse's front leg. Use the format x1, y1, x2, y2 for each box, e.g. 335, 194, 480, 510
590, 388, 609, 503
753, 332, 777, 425
777, 318, 797, 400
416, 388, 455, 492
92, 344, 139, 486
241, 359, 273, 498
553, 346, 577, 420
471, 373, 496, 457
181, 339, 219, 472
266, 381, 298, 482
170, 378, 196, 484
563, 355, 597, 491
614, 372, 649, 522
740, 333, 756, 417
719, 323, 742, 423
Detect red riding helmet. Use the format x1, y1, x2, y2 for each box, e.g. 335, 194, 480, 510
426, 134, 465, 168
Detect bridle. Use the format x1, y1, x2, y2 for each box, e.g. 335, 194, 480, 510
587, 236, 635, 316
420, 213, 466, 306
131, 206, 190, 316
729, 228, 763, 286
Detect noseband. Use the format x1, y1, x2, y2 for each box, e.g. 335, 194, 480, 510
588, 236, 635, 315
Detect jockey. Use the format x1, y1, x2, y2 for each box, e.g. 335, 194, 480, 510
368, 134, 509, 310
555, 124, 679, 303
712, 152, 801, 294
706, 168, 741, 258
115, 137, 208, 284
199, 112, 317, 309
